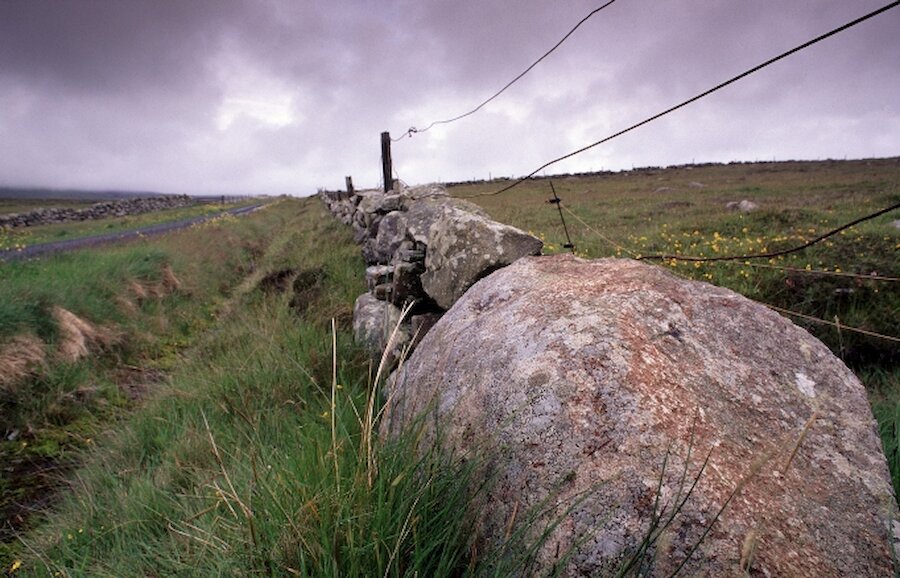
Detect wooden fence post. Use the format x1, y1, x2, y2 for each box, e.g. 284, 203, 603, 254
345, 176, 354, 195
381, 131, 393, 193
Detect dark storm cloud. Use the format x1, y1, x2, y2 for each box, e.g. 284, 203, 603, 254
0, 0, 897, 195
0, 0, 237, 94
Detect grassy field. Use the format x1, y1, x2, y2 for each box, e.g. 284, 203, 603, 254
0, 201, 261, 251
451, 157, 900, 491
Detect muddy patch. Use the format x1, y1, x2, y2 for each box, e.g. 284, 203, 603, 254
257, 267, 296, 294
114, 366, 168, 402
1, 450, 75, 544
289, 267, 328, 314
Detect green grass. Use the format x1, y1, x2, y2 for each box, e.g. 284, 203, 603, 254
0, 201, 291, 556
3, 198, 518, 577
0, 249, 168, 342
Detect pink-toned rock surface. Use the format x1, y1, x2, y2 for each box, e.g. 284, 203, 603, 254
385, 254, 898, 577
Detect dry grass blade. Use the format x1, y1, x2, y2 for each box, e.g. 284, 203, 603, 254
201, 409, 258, 548
0, 334, 46, 390
364, 301, 415, 488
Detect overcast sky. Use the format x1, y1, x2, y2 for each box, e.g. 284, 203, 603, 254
0, 0, 898, 196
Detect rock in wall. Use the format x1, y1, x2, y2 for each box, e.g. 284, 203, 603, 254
320, 184, 542, 365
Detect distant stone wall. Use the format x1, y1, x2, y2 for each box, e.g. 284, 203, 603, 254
320, 184, 542, 364
0, 195, 195, 228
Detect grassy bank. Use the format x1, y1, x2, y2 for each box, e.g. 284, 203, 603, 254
452, 157, 900, 493
1, 202, 286, 553
3, 198, 508, 577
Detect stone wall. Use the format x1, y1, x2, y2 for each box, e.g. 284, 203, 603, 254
0, 195, 195, 228
320, 184, 542, 365
321, 184, 899, 575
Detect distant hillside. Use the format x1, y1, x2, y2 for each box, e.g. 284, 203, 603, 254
0, 186, 168, 201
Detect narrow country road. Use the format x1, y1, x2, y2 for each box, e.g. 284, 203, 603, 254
0, 202, 266, 262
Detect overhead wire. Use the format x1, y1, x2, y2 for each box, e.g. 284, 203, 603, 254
391, 0, 619, 142
465, 0, 900, 198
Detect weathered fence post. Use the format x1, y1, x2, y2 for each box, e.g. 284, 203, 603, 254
345, 176, 355, 195
381, 131, 393, 193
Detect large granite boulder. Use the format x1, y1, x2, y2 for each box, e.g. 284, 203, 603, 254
384, 255, 898, 577
420, 208, 543, 309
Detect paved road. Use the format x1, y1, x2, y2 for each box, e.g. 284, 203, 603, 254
0, 202, 266, 262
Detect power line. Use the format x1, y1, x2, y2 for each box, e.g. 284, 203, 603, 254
467, 0, 900, 198
636, 201, 900, 263
392, 0, 619, 142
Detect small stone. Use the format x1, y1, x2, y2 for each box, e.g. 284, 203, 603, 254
392, 261, 426, 306
365, 265, 393, 291
352, 293, 410, 365
726, 199, 759, 213
373, 283, 392, 301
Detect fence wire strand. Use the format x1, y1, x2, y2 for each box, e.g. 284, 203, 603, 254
561, 200, 900, 345
560, 202, 640, 258
393, 0, 619, 141
760, 303, 900, 344
719, 260, 900, 283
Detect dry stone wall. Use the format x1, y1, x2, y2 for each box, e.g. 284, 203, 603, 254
320, 184, 542, 364
0, 195, 195, 229
322, 185, 899, 575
